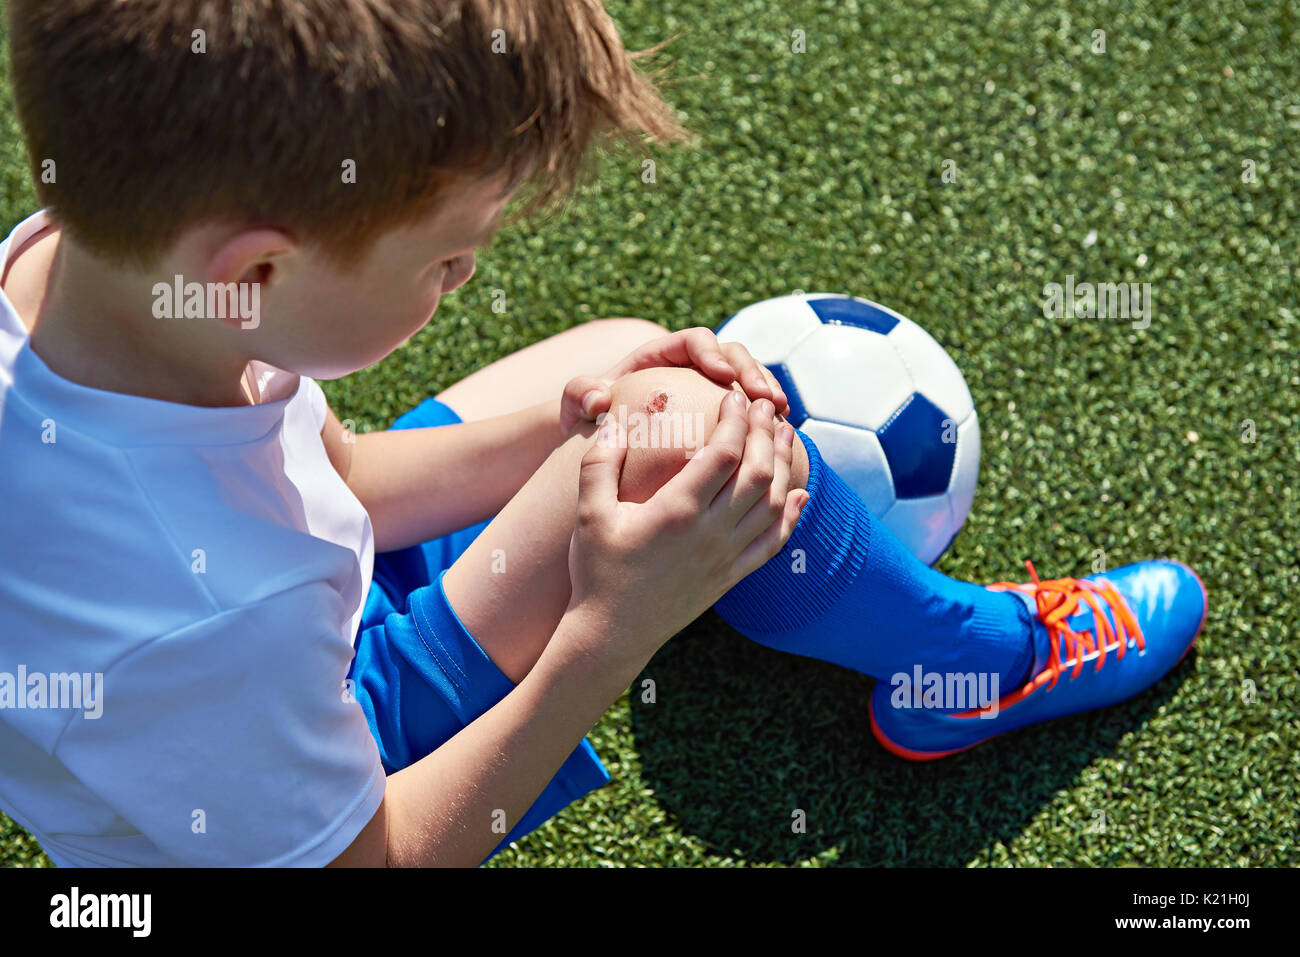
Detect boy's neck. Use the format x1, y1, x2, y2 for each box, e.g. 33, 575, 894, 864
5, 225, 254, 408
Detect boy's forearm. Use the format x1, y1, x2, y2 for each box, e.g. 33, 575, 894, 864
380, 607, 645, 867
345, 399, 563, 551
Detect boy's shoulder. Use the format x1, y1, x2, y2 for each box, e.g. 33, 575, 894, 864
0, 210, 372, 682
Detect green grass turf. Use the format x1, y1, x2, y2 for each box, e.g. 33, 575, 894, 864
1, 0, 1296, 867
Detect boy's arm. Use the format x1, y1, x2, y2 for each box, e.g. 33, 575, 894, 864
330, 604, 646, 868
322, 399, 564, 552
320, 329, 792, 552
321, 330, 791, 553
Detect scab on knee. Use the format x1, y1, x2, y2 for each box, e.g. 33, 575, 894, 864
643, 389, 670, 415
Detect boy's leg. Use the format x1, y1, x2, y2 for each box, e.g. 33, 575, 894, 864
348, 322, 673, 863
443, 364, 1203, 764
436, 317, 666, 421
444, 365, 1032, 688
442, 367, 788, 683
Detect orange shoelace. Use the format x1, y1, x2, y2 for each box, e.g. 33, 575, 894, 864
988, 560, 1146, 694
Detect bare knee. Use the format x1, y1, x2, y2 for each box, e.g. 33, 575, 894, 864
602, 367, 808, 504
602, 368, 728, 503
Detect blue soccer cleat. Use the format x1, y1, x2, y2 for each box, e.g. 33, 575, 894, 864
869, 559, 1207, 760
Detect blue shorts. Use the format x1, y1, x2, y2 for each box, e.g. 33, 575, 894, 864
347, 397, 611, 865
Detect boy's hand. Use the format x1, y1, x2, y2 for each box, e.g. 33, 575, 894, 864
564, 389, 808, 666
559, 327, 788, 437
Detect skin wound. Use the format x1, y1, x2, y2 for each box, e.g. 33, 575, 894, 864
643, 389, 669, 414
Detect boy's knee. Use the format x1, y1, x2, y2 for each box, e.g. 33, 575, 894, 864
601, 367, 808, 504
603, 368, 728, 503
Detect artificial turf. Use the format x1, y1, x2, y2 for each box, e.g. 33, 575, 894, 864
1, 0, 1295, 867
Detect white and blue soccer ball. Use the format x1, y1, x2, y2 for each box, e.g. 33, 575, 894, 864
716, 292, 979, 565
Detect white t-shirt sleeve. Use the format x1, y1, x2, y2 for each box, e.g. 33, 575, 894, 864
305, 376, 329, 432
52, 582, 385, 867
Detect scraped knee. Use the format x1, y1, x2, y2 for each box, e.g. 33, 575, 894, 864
601, 368, 733, 504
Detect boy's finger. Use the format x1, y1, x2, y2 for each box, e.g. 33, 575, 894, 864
713, 396, 778, 518
563, 375, 611, 419
719, 341, 776, 406
575, 418, 627, 525
730, 488, 809, 583
652, 388, 749, 508
759, 364, 790, 417
682, 328, 740, 384
732, 419, 793, 541
601, 328, 733, 384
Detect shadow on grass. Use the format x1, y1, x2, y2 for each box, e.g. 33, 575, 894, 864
628, 610, 1193, 866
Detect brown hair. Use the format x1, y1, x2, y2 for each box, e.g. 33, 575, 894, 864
6, 0, 691, 269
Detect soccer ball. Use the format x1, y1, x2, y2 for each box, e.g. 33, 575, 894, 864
716, 293, 979, 565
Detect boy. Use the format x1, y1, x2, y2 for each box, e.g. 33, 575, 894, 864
0, 0, 1206, 868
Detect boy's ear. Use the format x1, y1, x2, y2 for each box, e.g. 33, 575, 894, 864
195, 227, 295, 333
206, 227, 296, 291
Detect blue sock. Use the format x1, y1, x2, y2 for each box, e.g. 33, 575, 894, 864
713, 429, 1035, 685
